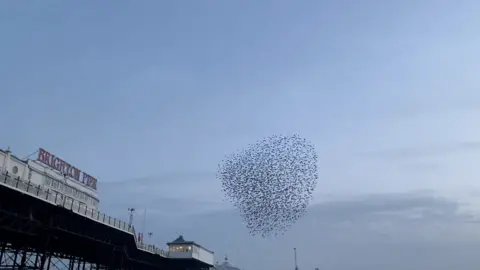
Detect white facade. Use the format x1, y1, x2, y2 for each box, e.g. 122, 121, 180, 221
0, 149, 99, 210
168, 245, 214, 266
196, 246, 215, 266
167, 236, 215, 266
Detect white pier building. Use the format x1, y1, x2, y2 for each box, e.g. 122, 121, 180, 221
0, 147, 215, 267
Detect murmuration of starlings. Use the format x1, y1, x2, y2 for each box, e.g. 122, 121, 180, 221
217, 134, 318, 237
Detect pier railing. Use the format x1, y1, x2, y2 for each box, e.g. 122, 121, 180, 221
0, 170, 169, 258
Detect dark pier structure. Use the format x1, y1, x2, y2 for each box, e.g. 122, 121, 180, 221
0, 172, 213, 270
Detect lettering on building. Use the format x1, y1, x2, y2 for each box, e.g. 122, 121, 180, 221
36, 148, 97, 190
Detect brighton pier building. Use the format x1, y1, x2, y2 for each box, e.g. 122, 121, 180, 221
0, 147, 214, 270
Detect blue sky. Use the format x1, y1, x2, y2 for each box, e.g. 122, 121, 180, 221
2, 1, 480, 269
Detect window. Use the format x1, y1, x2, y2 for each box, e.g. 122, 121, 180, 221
12, 166, 18, 174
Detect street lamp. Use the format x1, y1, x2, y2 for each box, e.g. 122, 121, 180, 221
128, 208, 135, 226
294, 248, 298, 270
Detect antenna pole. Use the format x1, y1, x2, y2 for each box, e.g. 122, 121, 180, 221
294, 248, 298, 270
142, 208, 147, 243
22, 149, 39, 160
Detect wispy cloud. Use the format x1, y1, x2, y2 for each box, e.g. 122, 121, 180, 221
363, 141, 480, 160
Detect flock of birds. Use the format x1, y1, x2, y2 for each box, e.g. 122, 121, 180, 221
217, 134, 318, 237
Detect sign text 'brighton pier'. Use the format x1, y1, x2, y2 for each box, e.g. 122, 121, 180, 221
36, 148, 97, 190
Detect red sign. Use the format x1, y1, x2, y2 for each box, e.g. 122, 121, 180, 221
36, 148, 97, 190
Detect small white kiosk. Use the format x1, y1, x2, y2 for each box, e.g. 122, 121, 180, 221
167, 235, 215, 266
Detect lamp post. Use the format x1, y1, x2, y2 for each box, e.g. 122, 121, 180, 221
128, 208, 135, 227
294, 248, 298, 270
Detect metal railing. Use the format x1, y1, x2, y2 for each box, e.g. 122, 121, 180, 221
0, 170, 169, 258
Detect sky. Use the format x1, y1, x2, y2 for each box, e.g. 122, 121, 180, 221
1, 0, 480, 269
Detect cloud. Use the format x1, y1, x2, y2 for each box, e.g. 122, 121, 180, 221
398, 160, 442, 172
363, 141, 480, 160
100, 188, 480, 270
